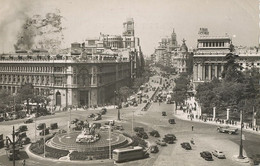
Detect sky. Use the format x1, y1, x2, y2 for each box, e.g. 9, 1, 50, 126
0, 0, 259, 56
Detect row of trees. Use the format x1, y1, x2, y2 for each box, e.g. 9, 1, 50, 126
196, 53, 260, 121
0, 83, 50, 115
117, 62, 152, 102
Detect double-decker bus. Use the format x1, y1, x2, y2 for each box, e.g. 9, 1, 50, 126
113, 146, 148, 163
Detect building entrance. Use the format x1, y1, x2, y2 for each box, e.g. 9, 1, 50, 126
79, 91, 89, 107
56, 91, 61, 106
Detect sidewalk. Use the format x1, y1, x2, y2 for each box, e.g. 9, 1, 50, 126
174, 109, 260, 136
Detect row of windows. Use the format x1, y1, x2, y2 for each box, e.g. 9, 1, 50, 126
0, 86, 50, 95
0, 74, 51, 85
201, 42, 226, 47
0, 66, 64, 73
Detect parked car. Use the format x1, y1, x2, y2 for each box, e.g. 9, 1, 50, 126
155, 139, 167, 146
50, 123, 58, 130
181, 142, 192, 150
134, 127, 144, 132
24, 118, 33, 124
200, 151, 213, 161
113, 125, 124, 131
20, 137, 30, 145
99, 108, 107, 115
100, 125, 110, 130
217, 126, 238, 135
71, 118, 79, 124
136, 131, 148, 139
39, 128, 49, 136
105, 120, 115, 126
150, 145, 159, 153
133, 103, 138, 107
17, 125, 28, 132
36, 123, 46, 130
58, 129, 67, 134
162, 111, 167, 116
250, 154, 260, 165
168, 119, 176, 124
163, 134, 176, 144
212, 150, 225, 159
18, 132, 27, 140
123, 103, 129, 107
149, 130, 160, 137
93, 115, 102, 121
88, 113, 95, 118
92, 123, 101, 129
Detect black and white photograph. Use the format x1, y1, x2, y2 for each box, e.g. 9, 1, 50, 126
0, 0, 259, 165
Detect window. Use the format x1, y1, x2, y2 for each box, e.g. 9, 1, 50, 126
54, 76, 63, 86
54, 67, 63, 72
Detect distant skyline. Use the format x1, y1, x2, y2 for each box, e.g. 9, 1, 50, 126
0, 0, 259, 55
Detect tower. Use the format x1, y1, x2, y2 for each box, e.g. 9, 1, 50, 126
123, 18, 134, 37
171, 28, 177, 47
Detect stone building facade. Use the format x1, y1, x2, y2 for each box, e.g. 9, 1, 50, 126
0, 51, 131, 108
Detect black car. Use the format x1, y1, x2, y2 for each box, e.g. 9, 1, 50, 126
71, 118, 79, 124
50, 123, 58, 130
88, 113, 95, 118
36, 123, 46, 130
150, 145, 159, 153
18, 125, 28, 132
168, 119, 176, 124
99, 108, 107, 115
181, 142, 192, 150
39, 128, 49, 136
162, 112, 167, 116
200, 151, 213, 161
163, 134, 176, 144
24, 118, 33, 124
20, 137, 30, 145
18, 132, 27, 139
134, 127, 144, 132
149, 130, 160, 137
137, 131, 148, 139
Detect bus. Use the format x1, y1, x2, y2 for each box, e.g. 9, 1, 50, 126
113, 146, 148, 163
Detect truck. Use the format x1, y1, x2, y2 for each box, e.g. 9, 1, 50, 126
217, 126, 238, 135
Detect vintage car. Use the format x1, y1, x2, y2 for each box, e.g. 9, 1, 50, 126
155, 139, 167, 146
149, 130, 160, 137
217, 126, 238, 134
212, 150, 225, 159
200, 151, 213, 161
181, 142, 192, 150
50, 123, 58, 130
24, 118, 33, 124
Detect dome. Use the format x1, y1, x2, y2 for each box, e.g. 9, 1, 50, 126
180, 39, 188, 52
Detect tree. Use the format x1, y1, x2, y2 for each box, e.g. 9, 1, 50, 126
118, 86, 133, 102
0, 90, 12, 113
172, 72, 190, 109
17, 83, 35, 114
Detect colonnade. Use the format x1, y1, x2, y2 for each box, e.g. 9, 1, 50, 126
193, 63, 225, 81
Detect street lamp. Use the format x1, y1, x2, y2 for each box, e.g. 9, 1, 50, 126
114, 91, 121, 121
132, 111, 134, 135
5, 126, 19, 166
238, 109, 244, 159
108, 124, 111, 159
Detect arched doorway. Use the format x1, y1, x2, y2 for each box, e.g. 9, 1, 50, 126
56, 91, 61, 106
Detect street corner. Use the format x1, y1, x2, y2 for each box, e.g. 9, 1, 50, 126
232, 155, 250, 164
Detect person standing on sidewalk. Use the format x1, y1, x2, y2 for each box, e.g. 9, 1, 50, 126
192, 125, 194, 131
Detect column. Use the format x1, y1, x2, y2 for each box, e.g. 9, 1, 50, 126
202, 64, 205, 81
193, 64, 198, 81
227, 108, 230, 120
197, 63, 202, 81
213, 107, 216, 121
214, 65, 218, 79
208, 65, 211, 80
221, 65, 224, 73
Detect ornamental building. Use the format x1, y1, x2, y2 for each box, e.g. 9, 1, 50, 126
0, 18, 144, 109
193, 31, 260, 87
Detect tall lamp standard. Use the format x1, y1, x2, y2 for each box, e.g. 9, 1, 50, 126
114, 91, 121, 121
238, 109, 244, 159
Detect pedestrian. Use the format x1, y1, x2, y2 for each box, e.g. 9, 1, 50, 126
23, 159, 26, 166
192, 125, 194, 131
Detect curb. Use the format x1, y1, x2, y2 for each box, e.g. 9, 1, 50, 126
232, 155, 250, 163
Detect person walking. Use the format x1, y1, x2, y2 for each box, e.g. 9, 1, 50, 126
192, 125, 194, 131
22, 159, 26, 166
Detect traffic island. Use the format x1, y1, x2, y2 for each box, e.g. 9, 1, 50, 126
232, 155, 249, 163
28, 130, 132, 161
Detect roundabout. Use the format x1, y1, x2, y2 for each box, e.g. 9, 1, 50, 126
46, 131, 130, 151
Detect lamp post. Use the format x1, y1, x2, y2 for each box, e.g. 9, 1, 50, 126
132, 111, 134, 135
108, 124, 111, 159
238, 109, 244, 159
5, 126, 18, 166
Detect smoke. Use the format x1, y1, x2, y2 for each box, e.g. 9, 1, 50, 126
0, 0, 34, 52
0, 1, 64, 53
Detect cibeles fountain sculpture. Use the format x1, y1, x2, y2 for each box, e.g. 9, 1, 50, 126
76, 123, 100, 143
